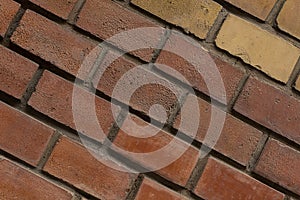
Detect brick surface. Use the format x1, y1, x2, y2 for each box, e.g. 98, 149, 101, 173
277, 0, 300, 40
92, 51, 185, 124
0, 0, 19, 37
0, 101, 54, 166
194, 157, 285, 200
234, 77, 300, 145
76, 0, 163, 61
113, 114, 199, 186
0, 45, 38, 99
156, 31, 245, 104
295, 76, 300, 91
135, 178, 187, 200
174, 94, 262, 165
29, 70, 120, 142
44, 137, 137, 200
0, 159, 72, 199
223, 0, 277, 20
216, 14, 300, 83
131, 0, 222, 39
255, 139, 300, 195
11, 10, 97, 78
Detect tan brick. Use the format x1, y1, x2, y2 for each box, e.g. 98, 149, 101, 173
295, 76, 300, 91
131, 0, 222, 39
216, 14, 300, 83
223, 0, 276, 20
277, 0, 300, 40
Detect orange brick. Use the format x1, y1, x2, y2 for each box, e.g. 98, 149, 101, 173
0, 0, 20, 37
216, 14, 300, 83
277, 0, 300, 40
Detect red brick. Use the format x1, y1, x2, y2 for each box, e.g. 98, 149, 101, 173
0, 101, 54, 166
92, 51, 185, 124
28, 70, 120, 142
255, 139, 300, 195
135, 177, 187, 200
76, 0, 164, 61
0, 0, 20, 37
0, 45, 38, 99
234, 77, 300, 145
11, 10, 97, 79
113, 114, 199, 186
0, 159, 72, 199
44, 137, 137, 199
194, 157, 285, 200
174, 94, 262, 165
156, 32, 245, 104
30, 0, 77, 19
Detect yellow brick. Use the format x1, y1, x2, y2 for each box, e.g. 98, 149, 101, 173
216, 14, 300, 83
131, 0, 222, 39
296, 77, 300, 91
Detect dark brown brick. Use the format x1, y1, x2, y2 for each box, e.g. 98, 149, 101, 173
255, 139, 300, 195
0, 159, 72, 199
0, 0, 20, 37
0, 45, 38, 99
113, 114, 199, 186
44, 137, 137, 199
194, 157, 285, 199
76, 0, 164, 61
156, 32, 245, 104
135, 177, 187, 200
174, 94, 262, 165
29, 70, 120, 142
11, 10, 97, 79
0, 101, 54, 166
234, 77, 300, 145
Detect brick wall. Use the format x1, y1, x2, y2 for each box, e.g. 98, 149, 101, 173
0, 0, 300, 199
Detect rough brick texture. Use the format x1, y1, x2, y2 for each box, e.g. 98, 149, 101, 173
0, 45, 38, 99
255, 139, 300, 195
223, 0, 277, 20
0, 101, 54, 166
44, 137, 137, 199
0, 0, 19, 37
11, 10, 96, 78
216, 14, 300, 83
135, 178, 187, 200
114, 114, 199, 186
194, 157, 285, 200
132, 0, 222, 39
277, 0, 300, 40
29, 70, 119, 142
234, 77, 300, 145
174, 94, 262, 165
0, 159, 72, 199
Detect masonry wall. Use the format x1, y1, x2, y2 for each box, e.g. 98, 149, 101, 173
0, 0, 300, 199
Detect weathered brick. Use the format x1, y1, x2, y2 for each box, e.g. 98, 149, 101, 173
156, 31, 245, 104
29, 70, 120, 142
113, 114, 199, 186
0, 159, 72, 199
0, 0, 20, 37
11, 10, 97, 78
76, 0, 163, 61
135, 177, 187, 200
295, 76, 300, 91
277, 0, 300, 40
30, 0, 77, 19
216, 14, 300, 83
223, 0, 277, 20
174, 94, 262, 165
0, 101, 54, 166
132, 0, 222, 39
92, 51, 185, 123
234, 77, 300, 145
0, 45, 38, 99
255, 139, 300, 195
194, 157, 285, 200
44, 137, 137, 199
